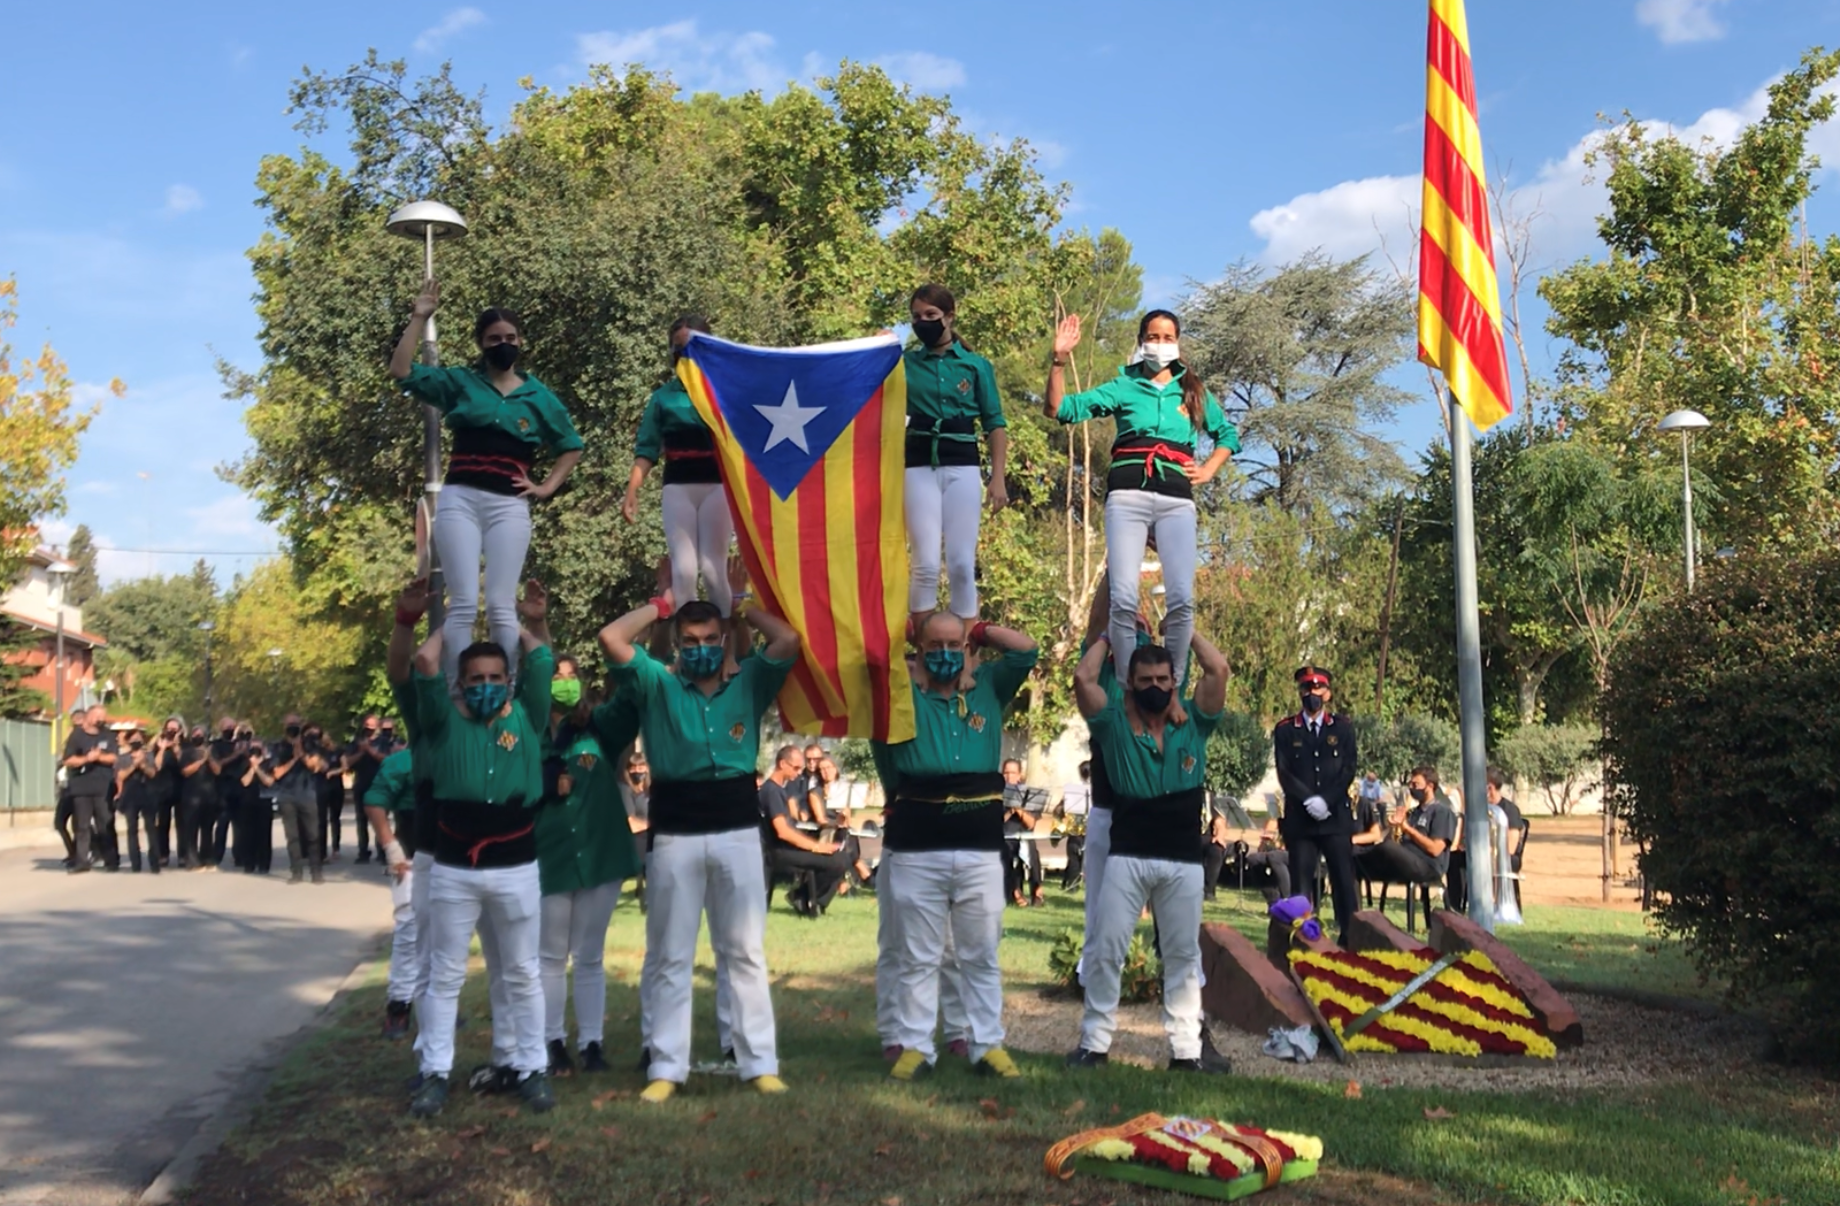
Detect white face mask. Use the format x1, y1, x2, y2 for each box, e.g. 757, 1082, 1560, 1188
1137, 340, 1180, 371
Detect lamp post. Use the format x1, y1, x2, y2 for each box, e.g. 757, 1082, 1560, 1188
1656, 409, 1711, 592
198, 620, 215, 721
47, 560, 74, 760
266, 647, 283, 731
385, 200, 469, 629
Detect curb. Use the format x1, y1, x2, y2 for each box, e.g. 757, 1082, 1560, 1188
139, 938, 389, 1205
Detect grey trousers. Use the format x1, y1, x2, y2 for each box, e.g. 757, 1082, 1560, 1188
276, 789, 322, 870
1104, 489, 1198, 685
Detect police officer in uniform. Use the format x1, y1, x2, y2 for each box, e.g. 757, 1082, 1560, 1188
1273, 665, 1359, 944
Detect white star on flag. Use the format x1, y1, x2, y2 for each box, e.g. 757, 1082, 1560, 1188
755, 380, 825, 453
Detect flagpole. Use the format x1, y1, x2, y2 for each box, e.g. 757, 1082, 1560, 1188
1447, 385, 1496, 931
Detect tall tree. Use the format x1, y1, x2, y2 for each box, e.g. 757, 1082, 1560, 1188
1541, 48, 1840, 554
0, 279, 116, 586
1180, 254, 1415, 522
63, 524, 99, 606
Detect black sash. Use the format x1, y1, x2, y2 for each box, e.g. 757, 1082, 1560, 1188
884, 771, 1006, 852
1107, 786, 1207, 864
661, 426, 721, 484
430, 795, 536, 869
650, 774, 760, 835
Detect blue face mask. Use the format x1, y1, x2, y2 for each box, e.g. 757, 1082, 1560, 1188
679, 644, 724, 679
464, 682, 509, 718
924, 649, 965, 682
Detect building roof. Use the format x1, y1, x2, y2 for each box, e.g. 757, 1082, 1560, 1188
1, 607, 107, 648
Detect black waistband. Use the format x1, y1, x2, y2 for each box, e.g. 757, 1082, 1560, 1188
893, 771, 1005, 802
883, 771, 1006, 852
446, 426, 537, 496
650, 774, 759, 835
1105, 440, 1197, 501
1106, 786, 1207, 864
430, 796, 536, 868
905, 413, 980, 468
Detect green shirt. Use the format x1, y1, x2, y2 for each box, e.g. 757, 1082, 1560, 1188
633, 379, 709, 462
536, 728, 642, 895
1056, 364, 1239, 451
903, 343, 1004, 430
608, 647, 793, 782
410, 645, 555, 806
401, 363, 584, 455
1086, 694, 1220, 863
872, 646, 1039, 787
362, 748, 417, 812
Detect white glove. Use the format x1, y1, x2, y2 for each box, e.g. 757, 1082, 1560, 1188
1303, 796, 1330, 821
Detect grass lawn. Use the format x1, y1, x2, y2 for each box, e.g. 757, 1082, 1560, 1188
184, 888, 1833, 1206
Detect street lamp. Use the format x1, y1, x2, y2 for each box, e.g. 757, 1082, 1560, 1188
386, 200, 468, 629
47, 560, 73, 755
198, 620, 215, 720
266, 648, 284, 734
1656, 409, 1711, 591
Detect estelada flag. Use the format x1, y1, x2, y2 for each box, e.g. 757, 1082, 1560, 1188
1418, 0, 1514, 432
677, 331, 916, 742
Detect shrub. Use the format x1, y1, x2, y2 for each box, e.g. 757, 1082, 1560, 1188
1350, 712, 1460, 791
1049, 929, 1162, 1003
1496, 723, 1599, 814
1205, 710, 1271, 801
1603, 550, 1840, 1065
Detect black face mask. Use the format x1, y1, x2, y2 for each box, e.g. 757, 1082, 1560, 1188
1132, 685, 1174, 716
911, 317, 947, 346
482, 342, 521, 371
1410, 786, 1430, 804
1301, 693, 1325, 715
285, 724, 301, 738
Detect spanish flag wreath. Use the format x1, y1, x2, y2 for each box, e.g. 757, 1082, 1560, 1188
1045, 1113, 1321, 1200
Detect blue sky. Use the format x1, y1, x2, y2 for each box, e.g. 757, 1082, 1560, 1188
4, 0, 1837, 587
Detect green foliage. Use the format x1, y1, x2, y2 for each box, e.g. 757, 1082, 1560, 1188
87, 572, 218, 663
1203, 710, 1270, 800
1496, 723, 1599, 815
1048, 929, 1161, 1003
63, 524, 99, 606
1604, 548, 1840, 1064
1181, 253, 1415, 520
831, 737, 879, 785
1351, 712, 1460, 791
1541, 48, 1840, 553
0, 619, 49, 718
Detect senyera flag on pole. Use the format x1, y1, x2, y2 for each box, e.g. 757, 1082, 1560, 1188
677, 331, 916, 743
1418, 0, 1514, 432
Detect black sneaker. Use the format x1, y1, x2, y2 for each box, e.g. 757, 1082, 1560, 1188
635, 1045, 652, 1073
410, 1075, 449, 1117
1064, 1048, 1109, 1069
548, 1038, 576, 1077
518, 1070, 557, 1114
1169, 1056, 1230, 1074
382, 1000, 412, 1041
1198, 1028, 1233, 1074
579, 1041, 609, 1073
468, 1064, 517, 1095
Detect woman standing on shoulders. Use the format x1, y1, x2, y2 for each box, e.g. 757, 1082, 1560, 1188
622, 316, 735, 617
390, 280, 584, 686
904, 285, 1008, 629
1045, 310, 1237, 687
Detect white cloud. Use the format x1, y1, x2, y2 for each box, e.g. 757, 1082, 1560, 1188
577, 20, 787, 94
875, 51, 967, 92
162, 184, 202, 216
186, 493, 267, 541
414, 7, 486, 54
1635, 0, 1732, 45
1249, 174, 1422, 267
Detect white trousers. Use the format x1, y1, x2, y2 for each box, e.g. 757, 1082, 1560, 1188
1079, 855, 1204, 1061
1104, 490, 1197, 686
644, 828, 776, 1082
434, 483, 532, 686
540, 880, 623, 1047
421, 860, 545, 1078
1075, 806, 1112, 979
661, 482, 734, 615
904, 466, 983, 617
883, 849, 1005, 1062
387, 861, 420, 1005
875, 854, 968, 1048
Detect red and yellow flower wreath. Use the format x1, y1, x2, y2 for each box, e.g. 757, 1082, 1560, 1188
1289, 946, 1556, 1058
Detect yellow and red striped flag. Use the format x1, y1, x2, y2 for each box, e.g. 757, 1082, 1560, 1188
1418, 0, 1514, 432
677, 332, 916, 742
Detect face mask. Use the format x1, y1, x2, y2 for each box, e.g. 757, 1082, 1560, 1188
924, 649, 965, 683
1139, 341, 1180, 371
1133, 684, 1174, 716
1410, 786, 1430, 804
482, 342, 521, 371
550, 678, 583, 708
1301, 693, 1325, 715
911, 317, 947, 346
464, 682, 509, 717
285, 724, 301, 738
679, 644, 724, 679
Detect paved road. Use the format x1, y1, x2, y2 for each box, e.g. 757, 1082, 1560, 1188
0, 833, 393, 1205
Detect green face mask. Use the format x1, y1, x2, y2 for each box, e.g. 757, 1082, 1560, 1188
551, 678, 582, 708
